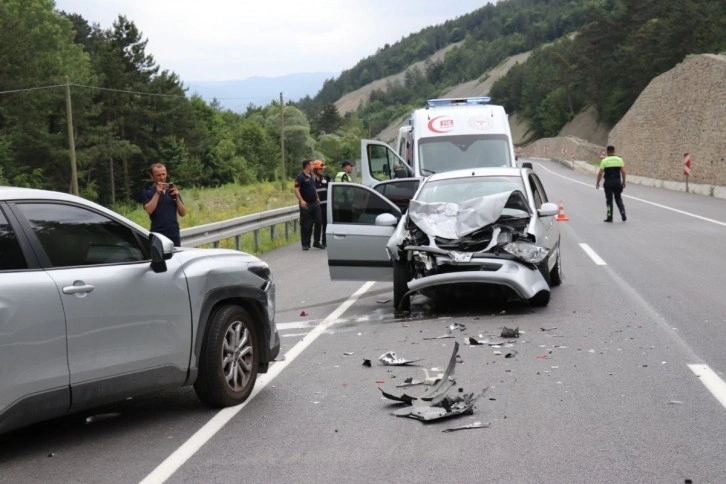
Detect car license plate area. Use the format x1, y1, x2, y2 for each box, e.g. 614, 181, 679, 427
449, 251, 473, 264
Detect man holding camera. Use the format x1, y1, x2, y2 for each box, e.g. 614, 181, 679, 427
142, 163, 186, 246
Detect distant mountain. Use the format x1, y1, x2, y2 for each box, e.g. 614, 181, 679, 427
184, 72, 337, 112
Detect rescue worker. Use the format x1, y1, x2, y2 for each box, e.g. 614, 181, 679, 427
595, 145, 627, 222
312, 160, 330, 248
294, 159, 321, 250
335, 160, 354, 182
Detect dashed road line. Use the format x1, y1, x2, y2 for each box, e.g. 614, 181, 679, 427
688, 364, 726, 410
579, 243, 607, 265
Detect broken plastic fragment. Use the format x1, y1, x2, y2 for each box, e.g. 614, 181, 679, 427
466, 336, 485, 346
300, 310, 308, 316
423, 334, 455, 340
442, 421, 491, 432
500, 326, 519, 338
448, 323, 467, 332
505, 351, 517, 358
381, 343, 460, 404
343, 352, 354, 356
362, 359, 372, 367
378, 351, 422, 366
394, 389, 486, 422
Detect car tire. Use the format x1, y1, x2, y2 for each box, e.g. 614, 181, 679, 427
194, 304, 259, 407
550, 246, 563, 287
393, 258, 411, 311
529, 290, 550, 307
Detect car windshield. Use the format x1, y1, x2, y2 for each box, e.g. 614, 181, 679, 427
418, 134, 512, 174
416, 176, 526, 205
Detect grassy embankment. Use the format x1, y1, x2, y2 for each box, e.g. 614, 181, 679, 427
115, 182, 299, 255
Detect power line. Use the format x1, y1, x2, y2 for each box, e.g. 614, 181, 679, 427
0, 83, 67, 95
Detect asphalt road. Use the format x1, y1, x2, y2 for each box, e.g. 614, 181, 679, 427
2, 159, 725, 483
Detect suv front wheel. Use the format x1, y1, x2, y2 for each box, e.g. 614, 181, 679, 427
195, 304, 260, 407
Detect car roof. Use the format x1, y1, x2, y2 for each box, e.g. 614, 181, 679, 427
0, 186, 85, 202
0, 186, 150, 233
423, 167, 527, 183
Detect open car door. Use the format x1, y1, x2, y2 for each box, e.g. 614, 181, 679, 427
360, 139, 413, 187
326, 182, 401, 282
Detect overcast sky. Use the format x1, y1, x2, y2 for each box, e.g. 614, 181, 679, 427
54, 0, 490, 82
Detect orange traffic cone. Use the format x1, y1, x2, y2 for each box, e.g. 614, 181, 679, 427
555, 200, 569, 222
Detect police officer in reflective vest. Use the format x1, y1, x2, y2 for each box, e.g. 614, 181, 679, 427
312, 160, 330, 248
595, 145, 627, 222
335, 160, 354, 182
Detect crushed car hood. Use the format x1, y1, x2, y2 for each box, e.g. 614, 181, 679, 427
407, 190, 531, 239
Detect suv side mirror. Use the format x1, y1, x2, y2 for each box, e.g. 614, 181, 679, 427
149, 232, 174, 272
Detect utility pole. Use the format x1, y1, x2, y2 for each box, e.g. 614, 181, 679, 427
280, 92, 285, 191
65, 76, 79, 195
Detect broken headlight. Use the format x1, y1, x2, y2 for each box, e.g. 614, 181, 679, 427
503, 241, 549, 264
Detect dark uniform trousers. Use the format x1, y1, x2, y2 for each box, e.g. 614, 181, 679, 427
300, 200, 321, 248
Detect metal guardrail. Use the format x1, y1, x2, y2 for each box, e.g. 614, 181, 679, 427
180, 205, 299, 250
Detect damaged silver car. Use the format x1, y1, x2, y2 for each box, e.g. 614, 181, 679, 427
325, 167, 562, 309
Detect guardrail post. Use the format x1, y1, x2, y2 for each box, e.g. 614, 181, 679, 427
235, 235, 241, 251
254, 229, 260, 252
285, 221, 290, 240
270, 224, 276, 241
213, 241, 219, 248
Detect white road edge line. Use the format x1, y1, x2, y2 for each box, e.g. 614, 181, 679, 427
139, 281, 376, 484
579, 243, 607, 266
688, 364, 726, 410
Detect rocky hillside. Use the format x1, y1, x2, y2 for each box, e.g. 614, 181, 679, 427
344, 46, 725, 189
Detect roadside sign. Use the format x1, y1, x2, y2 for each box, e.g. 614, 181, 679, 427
683, 152, 691, 176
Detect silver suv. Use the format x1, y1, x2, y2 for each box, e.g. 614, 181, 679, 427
0, 187, 280, 433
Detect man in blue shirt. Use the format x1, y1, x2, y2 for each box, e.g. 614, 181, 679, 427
142, 163, 186, 246
294, 159, 321, 250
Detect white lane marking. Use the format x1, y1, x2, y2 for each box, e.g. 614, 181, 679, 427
688, 364, 726, 409
139, 281, 376, 484
534, 162, 726, 227
579, 243, 607, 265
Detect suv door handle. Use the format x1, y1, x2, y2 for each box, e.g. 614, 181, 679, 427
63, 284, 95, 295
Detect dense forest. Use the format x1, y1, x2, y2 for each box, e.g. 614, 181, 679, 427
1, 0, 724, 205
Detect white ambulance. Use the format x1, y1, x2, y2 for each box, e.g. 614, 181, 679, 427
359, 97, 517, 187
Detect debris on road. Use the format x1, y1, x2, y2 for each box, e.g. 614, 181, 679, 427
378, 343, 488, 423
377, 297, 391, 304
442, 421, 491, 432
85, 412, 121, 424
449, 323, 467, 332
423, 334, 455, 340
378, 351, 423, 366
465, 336, 485, 346
500, 326, 519, 338
394, 392, 485, 421
540, 327, 557, 331
300, 310, 308, 316
362, 359, 372, 367
343, 352, 354, 356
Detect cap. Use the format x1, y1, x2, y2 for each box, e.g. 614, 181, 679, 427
312, 160, 324, 169
342, 160, 353, 168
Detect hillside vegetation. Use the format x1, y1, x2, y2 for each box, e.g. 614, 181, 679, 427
1, 0, 724, 210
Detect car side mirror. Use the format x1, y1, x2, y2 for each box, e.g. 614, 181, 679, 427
149, 232, 174, 272
538, 202, 559, 217
522, 161, 533, 169
375, 213, 399, 226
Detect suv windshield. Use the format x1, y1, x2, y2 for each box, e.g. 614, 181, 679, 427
416, 176, 526, 204
418, 134, 512, 174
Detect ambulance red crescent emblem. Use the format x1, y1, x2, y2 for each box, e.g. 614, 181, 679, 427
427, 116, 454, 133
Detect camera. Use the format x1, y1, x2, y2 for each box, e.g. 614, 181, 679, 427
168, 182, 177, 199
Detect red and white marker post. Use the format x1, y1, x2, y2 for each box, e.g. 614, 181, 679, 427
683, 152, 692, 191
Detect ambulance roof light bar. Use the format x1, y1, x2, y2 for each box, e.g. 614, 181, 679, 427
426, 97, 492, 108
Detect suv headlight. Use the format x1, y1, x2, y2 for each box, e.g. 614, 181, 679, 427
248, 261, 273, 283
503, 241, 549, 264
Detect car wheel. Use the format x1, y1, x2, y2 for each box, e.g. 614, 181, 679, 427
194, 304, 260, 407
529, 290, 550, 307
393, 258, 411, 311
550, 247, 563, 287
